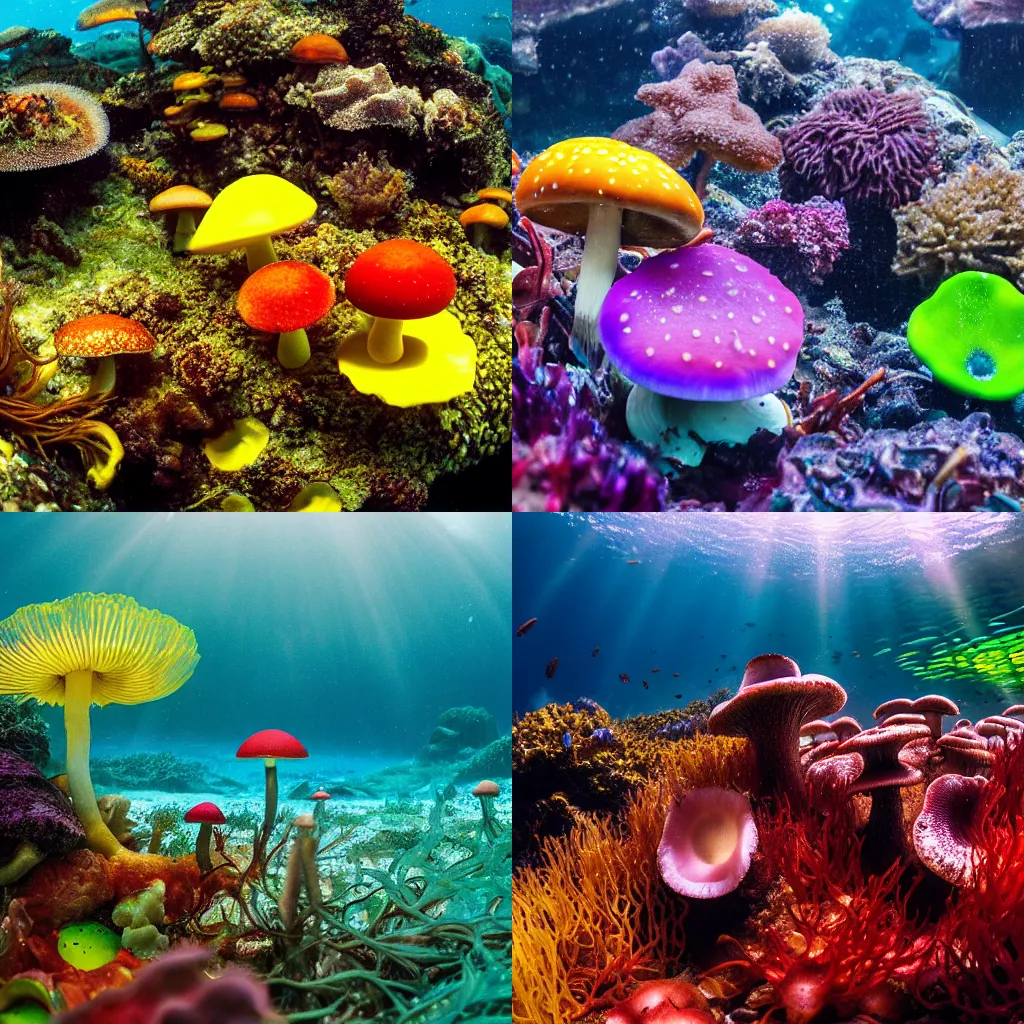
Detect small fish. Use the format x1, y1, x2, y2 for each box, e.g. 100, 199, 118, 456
628, 559, 640, 564
651, 667, 660, 673
591, 647, 600, 657
642, 680, 649, 689
910, 635, 939, 644
619, 672, 630, 684
545, 657, 559, 679
744, 621, 756, 628
674, 694, 682, 699
673, 672, 680, 677
562, 732, 572, 749
853, 651, 861, 658
874, 647, 892, 656
988, 620, 1007, 627
516, 617, 538, 637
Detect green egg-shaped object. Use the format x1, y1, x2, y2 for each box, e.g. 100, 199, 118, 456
56, 921, 121, 971
907, 271, 1024, 400
0, 1004, 52, 1023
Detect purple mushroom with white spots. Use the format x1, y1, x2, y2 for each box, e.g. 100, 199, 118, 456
598, 243, 805, 466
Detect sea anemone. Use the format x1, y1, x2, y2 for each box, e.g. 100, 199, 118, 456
0, 84, 110, 172
779, 88, 938, 208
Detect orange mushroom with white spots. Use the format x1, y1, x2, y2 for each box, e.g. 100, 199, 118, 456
149, 184, 212, 253
514, 136, 704, 365
54, 313, 156, 396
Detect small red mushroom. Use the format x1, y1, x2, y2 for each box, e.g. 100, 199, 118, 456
237, 728, 308, 866
310, 788, 331, 824
237, 260, 336, 369
183, 801, 225, 872
344, 239, 457, 365
472, 779, 501, 838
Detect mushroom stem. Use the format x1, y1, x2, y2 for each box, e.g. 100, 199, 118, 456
298, 831, 321, 911
0, 841, 46, 885
195, 822, 214, 872
86, 355, 117, 398
255, 756, 279, 865
244, 237, 278, 275
277, 329, 311, 370
477, 796, 500, 838
64, 669, 122, 858
571, 203, 622, 369
367, 317, 405, 364
173, 211, 198, 254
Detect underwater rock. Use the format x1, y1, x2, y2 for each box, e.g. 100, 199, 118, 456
454, 733, 512, 781
419, 705, 499, 760
91, 752, 239, 793
0, 750, 85, 885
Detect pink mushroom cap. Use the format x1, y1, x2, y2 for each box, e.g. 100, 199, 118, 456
658, 786, 758, 899
913, 773, 988, 886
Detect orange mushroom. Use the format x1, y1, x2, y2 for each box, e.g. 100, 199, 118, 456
288, 34, 348, 64
219, 92, 259, 112
514, 136, 704, 365
172, 72, 213, 92
237, 260, 336, 369
149, 184, 213, 253
477, 187, 513, 205
54, 313, 156, 396
459, 202, 509, 250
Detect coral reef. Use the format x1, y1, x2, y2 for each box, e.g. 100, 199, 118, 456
0, 696, 50, 769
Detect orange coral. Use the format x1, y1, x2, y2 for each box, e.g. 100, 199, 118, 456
512, 735, 753, 1024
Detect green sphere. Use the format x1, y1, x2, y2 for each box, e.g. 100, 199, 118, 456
907, 271, 1024, 400
56, 922, 121, 971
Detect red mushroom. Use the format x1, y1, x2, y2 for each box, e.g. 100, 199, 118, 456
183, 800, 225, 872
237, 260, 336, 369
344, 239, 457, 364
472, 779, 501, 838
237, 728, 308, 867
911, 694, 960, 740
338, 239, 476, 406
310, 788, 331, 825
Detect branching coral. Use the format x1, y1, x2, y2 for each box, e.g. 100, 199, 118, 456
893, 165, 1024, 289
512, 734, 754, 1024
734, 802, 935, 1022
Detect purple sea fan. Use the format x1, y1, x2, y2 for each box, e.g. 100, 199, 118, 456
779, 88, 938, 209
735, 197, 850, 285
512, 363, 666, 511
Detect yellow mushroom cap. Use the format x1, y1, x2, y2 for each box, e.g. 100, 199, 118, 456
189, 122, 229, 142
287, 482, 342, 511
149, 184, 213, 214
202, 416, 270, 471
476, 187, 513, 204
0, 593, 200, 707
514, 136, 704, 248
173, 72, 212, 91
188, 174, 317, 256
459, 203, 509, 229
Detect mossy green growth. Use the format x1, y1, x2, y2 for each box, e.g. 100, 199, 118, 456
56, 922, 121, 971
908, 271, 1024, 400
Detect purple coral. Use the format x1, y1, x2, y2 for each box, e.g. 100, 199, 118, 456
651, 32, 711, 80
0, 749, 85, 884
735, 197, 850, 285
779, 88, 938, 209
56, 944, 279, 1023
512, 363, 666, 511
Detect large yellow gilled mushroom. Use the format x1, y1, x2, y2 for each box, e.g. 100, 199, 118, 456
0, 593, 200, 858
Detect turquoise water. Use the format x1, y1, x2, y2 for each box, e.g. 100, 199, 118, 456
0, 513, 511, 771
514, 513, 1024, 725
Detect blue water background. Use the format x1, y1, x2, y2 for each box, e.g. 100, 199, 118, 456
8, 0, 510, 58
513, 513, 1024, 727
0, 513, 510, 783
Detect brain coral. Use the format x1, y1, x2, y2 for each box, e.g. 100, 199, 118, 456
893, 165, 1024, 289
0, 83, 109, 172
779, 87, 938, 208
746, 8, 832, 73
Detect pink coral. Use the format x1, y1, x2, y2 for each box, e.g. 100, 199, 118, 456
615, 60, 782, 194
735, 197, 850, 285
